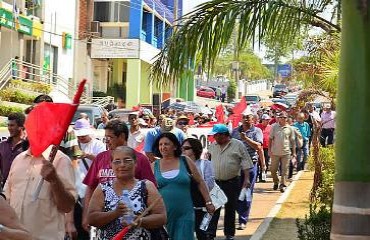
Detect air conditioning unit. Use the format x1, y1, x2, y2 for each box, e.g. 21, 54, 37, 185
90, 21, 101, 37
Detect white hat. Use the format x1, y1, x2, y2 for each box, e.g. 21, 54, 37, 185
74, 119, 93, 137
138, 118, 148, 126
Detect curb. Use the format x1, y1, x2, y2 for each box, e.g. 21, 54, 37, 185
250, 171, 304, 240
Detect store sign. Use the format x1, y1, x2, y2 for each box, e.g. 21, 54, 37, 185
0, 8, 13, 29
17, 15, 33, 35
91, 39, 140, 59
32, 20, 42, 38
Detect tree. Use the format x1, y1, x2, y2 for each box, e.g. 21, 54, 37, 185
151, 0, 370, 238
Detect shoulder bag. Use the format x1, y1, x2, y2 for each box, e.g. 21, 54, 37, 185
182, 156, 205, 207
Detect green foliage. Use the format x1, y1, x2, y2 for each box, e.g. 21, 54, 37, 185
93, 91, 107, 97
107, 83, 126, 101
213, 48, 272, 80
0, 105, 23, 117
308, 146, 335, 206
11, 80, 51, 93
227, 80, 237, 102
296, 204, 331, 240
0, 89, 36, 105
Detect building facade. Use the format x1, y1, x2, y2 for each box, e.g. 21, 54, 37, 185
75, 0, 183, 108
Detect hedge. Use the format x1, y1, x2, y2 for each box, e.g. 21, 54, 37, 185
11, 80, 51, 93
0, 89, 36, 105
0, 105, 23, 117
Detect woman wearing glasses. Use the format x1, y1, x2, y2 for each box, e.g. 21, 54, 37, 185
153, 133, 215, 240
182, 138, 216, 240
87, 146, 166, 240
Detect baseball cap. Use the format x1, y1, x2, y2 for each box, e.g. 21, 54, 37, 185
261, 114, 271, 120
277, 112, 288, 118
138, 118, 148, 126
74, 119, 93, 136
209, 124, 229, 135
177, 115, 189, 121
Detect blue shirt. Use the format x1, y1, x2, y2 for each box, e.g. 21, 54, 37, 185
231, 125, 263, 162
144, 127, 186, 153
293, 122, 311, 141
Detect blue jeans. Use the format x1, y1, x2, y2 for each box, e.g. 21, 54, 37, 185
297, 141, 309, 171
237, 163, 258, 224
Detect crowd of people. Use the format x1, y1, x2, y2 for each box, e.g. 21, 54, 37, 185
0, 93, 336, 240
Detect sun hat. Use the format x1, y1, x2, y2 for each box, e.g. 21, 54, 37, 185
74, 118, 93, 136
261, 114, 271, 120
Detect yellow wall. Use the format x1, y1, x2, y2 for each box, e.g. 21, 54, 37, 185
126, 59, 141, 107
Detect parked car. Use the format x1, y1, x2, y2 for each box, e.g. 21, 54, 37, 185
244, 94, 262, 105
273, 84, 288, 98
108, 108, 135, 123
283, 93, 298, 106
196, 87, 216, 99
71, 104, 106, 128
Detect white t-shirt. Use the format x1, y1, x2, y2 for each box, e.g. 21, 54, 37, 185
75, 138, 106, 198
128, 128, 145, 149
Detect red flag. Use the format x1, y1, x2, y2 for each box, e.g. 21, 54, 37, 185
215, 104, 225, 123
25, 80, 86, 157
135, 141, 145, 154
188, 114, 195, 125
233, 97, 247, 114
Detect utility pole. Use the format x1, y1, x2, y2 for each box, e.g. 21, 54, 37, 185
173, 0, 179, 98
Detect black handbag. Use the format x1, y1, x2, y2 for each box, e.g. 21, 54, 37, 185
141, 181, 170, 240
182, 156, 205, 208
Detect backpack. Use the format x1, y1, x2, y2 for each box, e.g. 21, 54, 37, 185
293, 127, 304, 148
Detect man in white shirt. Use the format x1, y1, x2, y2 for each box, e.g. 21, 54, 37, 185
68, 118, 105, 239
127, 112, 146, 149
320, 103, 336, 147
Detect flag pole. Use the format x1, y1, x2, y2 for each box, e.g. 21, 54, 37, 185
31, 79, 87, 202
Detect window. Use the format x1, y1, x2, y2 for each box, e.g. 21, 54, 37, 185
94, 1, 130, 22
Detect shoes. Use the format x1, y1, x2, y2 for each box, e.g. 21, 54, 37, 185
279, 184, 287, 193
225, 236, 234, 240
237, 223, 246, 230
273, 184, 278, 190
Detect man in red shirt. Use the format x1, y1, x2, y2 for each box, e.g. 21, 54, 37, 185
256, 114, 273, 182
81, 119, 155, 232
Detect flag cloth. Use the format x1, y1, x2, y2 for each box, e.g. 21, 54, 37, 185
215, 104, 225, 123
229, 97, 248, 128
25, 80, 86, 157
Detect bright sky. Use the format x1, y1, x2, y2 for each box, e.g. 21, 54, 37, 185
183, 0, 209, 14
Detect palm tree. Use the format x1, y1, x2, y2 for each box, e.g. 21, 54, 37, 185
151, 0, 370, 238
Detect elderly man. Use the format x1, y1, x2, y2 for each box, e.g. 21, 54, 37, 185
269, 112, 296, 193
293, 113, 311, 171
231, 114, 264, 230
0, 112, 28, 186
208, 124, 253, 240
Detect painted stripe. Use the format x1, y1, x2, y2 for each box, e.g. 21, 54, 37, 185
332, 213, 370, 235
334, 182, 370, 208
333, 204, 370, 215
330, 233, 370, 240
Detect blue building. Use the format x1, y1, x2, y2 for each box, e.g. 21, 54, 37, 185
90, 0, 182, 108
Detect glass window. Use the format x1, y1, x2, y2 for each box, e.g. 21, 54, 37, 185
94, 1, 130, 22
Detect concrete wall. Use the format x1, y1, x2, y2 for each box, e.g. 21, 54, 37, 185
0, 30, 21, 67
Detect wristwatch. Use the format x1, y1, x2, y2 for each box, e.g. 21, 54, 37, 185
205, 201, 213, 206
0, 224, 5, 233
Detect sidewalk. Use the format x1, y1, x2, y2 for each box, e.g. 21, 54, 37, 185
215, 176, 291, 240
215, 171, 312, 240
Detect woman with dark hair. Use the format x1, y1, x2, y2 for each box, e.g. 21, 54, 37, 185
182, 138, 216, 240
153, 133, 215, 240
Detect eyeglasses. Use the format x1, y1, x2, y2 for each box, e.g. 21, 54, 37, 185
181, 146, 192, 151
177, 121, 188, 126
112, 158, 135, 165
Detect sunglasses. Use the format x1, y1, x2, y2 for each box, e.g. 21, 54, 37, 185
181, 146, 192, 151
177, 121, 188, 126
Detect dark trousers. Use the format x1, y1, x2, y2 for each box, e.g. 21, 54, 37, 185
258, 148, 270, 181
195, 209, 216, 240
211, 177, 240, 237
237, 164, 257, 224
72, 200, 90, 240
320, 128, 334, 147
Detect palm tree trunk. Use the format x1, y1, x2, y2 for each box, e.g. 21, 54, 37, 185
331, 0, 370, 239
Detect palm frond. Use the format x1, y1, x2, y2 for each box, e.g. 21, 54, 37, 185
151, 0, 340, 88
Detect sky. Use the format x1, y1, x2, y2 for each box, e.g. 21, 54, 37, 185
183, 0, 209, 14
